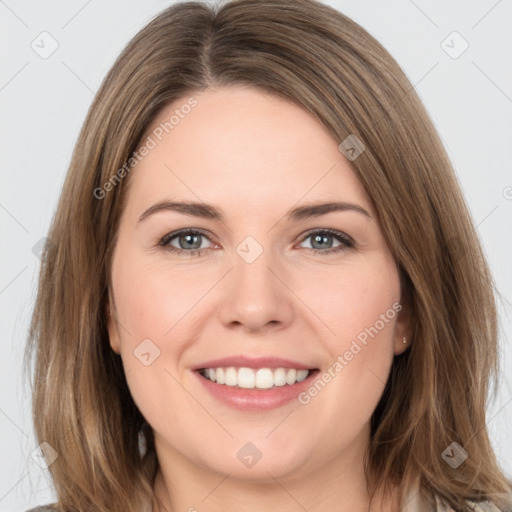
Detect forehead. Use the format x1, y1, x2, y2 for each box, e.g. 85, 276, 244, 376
124, 86, 373, 219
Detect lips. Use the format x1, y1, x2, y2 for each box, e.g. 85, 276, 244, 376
191, 355, 314, 371
191, 355, 319, 410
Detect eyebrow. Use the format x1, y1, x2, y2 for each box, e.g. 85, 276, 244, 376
138, 200, 371, 223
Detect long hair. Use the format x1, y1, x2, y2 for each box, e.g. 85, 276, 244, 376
25, 1, 512, 511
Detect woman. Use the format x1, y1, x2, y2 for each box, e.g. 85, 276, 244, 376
25, 0, 512, 511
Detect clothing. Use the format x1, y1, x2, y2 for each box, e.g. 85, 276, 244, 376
24, 497, 505, 512
406, 489, 504, 512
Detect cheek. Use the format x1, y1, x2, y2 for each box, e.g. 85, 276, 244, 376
110, 252, 220, 417
110, 256, 204, 435
296, 257, 400, 423
112, 251, 211, 351
303, 254, 401, 350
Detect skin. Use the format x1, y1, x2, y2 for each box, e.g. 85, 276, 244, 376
107, 85, 410, 512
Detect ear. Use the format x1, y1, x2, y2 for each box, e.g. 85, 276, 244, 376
393, 299, 412, 356
106, 298, 121, 355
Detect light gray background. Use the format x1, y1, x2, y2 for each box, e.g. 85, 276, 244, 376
1, 1, 511, 510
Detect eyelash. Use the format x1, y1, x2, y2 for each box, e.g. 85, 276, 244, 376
158, 228, 354, 257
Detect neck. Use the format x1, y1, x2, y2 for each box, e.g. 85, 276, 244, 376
151, 436, 398, 512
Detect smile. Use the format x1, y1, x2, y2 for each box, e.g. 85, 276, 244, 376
194, 366, 319, 410
199, 366, 310, 389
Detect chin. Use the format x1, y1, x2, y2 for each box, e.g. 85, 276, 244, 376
196, 437, 315, 483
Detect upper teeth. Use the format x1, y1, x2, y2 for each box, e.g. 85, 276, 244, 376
201, 367, 310, 389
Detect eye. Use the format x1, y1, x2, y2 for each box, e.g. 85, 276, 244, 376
159, 228, 354, 257
297, 229, 354, 255
159, 228, 214, 256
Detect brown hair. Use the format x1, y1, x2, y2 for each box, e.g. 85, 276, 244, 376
25, 1, 512, 511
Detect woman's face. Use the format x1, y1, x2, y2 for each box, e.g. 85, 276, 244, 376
108, 85, 409, 483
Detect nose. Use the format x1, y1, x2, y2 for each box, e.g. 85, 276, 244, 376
217, 244, 294, 333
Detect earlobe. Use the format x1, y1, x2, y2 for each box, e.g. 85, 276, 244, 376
394, 335, 410, 356
393, 299, 412, 356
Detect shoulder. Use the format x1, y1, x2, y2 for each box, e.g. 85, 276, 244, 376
466, 501, 505, 512
406, 489, 507, 512
436, 495, 506, 512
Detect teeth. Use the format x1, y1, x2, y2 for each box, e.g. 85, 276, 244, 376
273, 368, 287, 386
216, 367, 225, 385
296, 369, 309, 382
225, 367, 237, 386
286, 368, 297, 385
255, 368, 273, 389
238, 367, 255, 389
200, 367, 311, 389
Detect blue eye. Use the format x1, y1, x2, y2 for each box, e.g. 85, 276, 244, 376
298, 229, 354, 255
159, 228, 213, 256
159, 228, 354, 256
